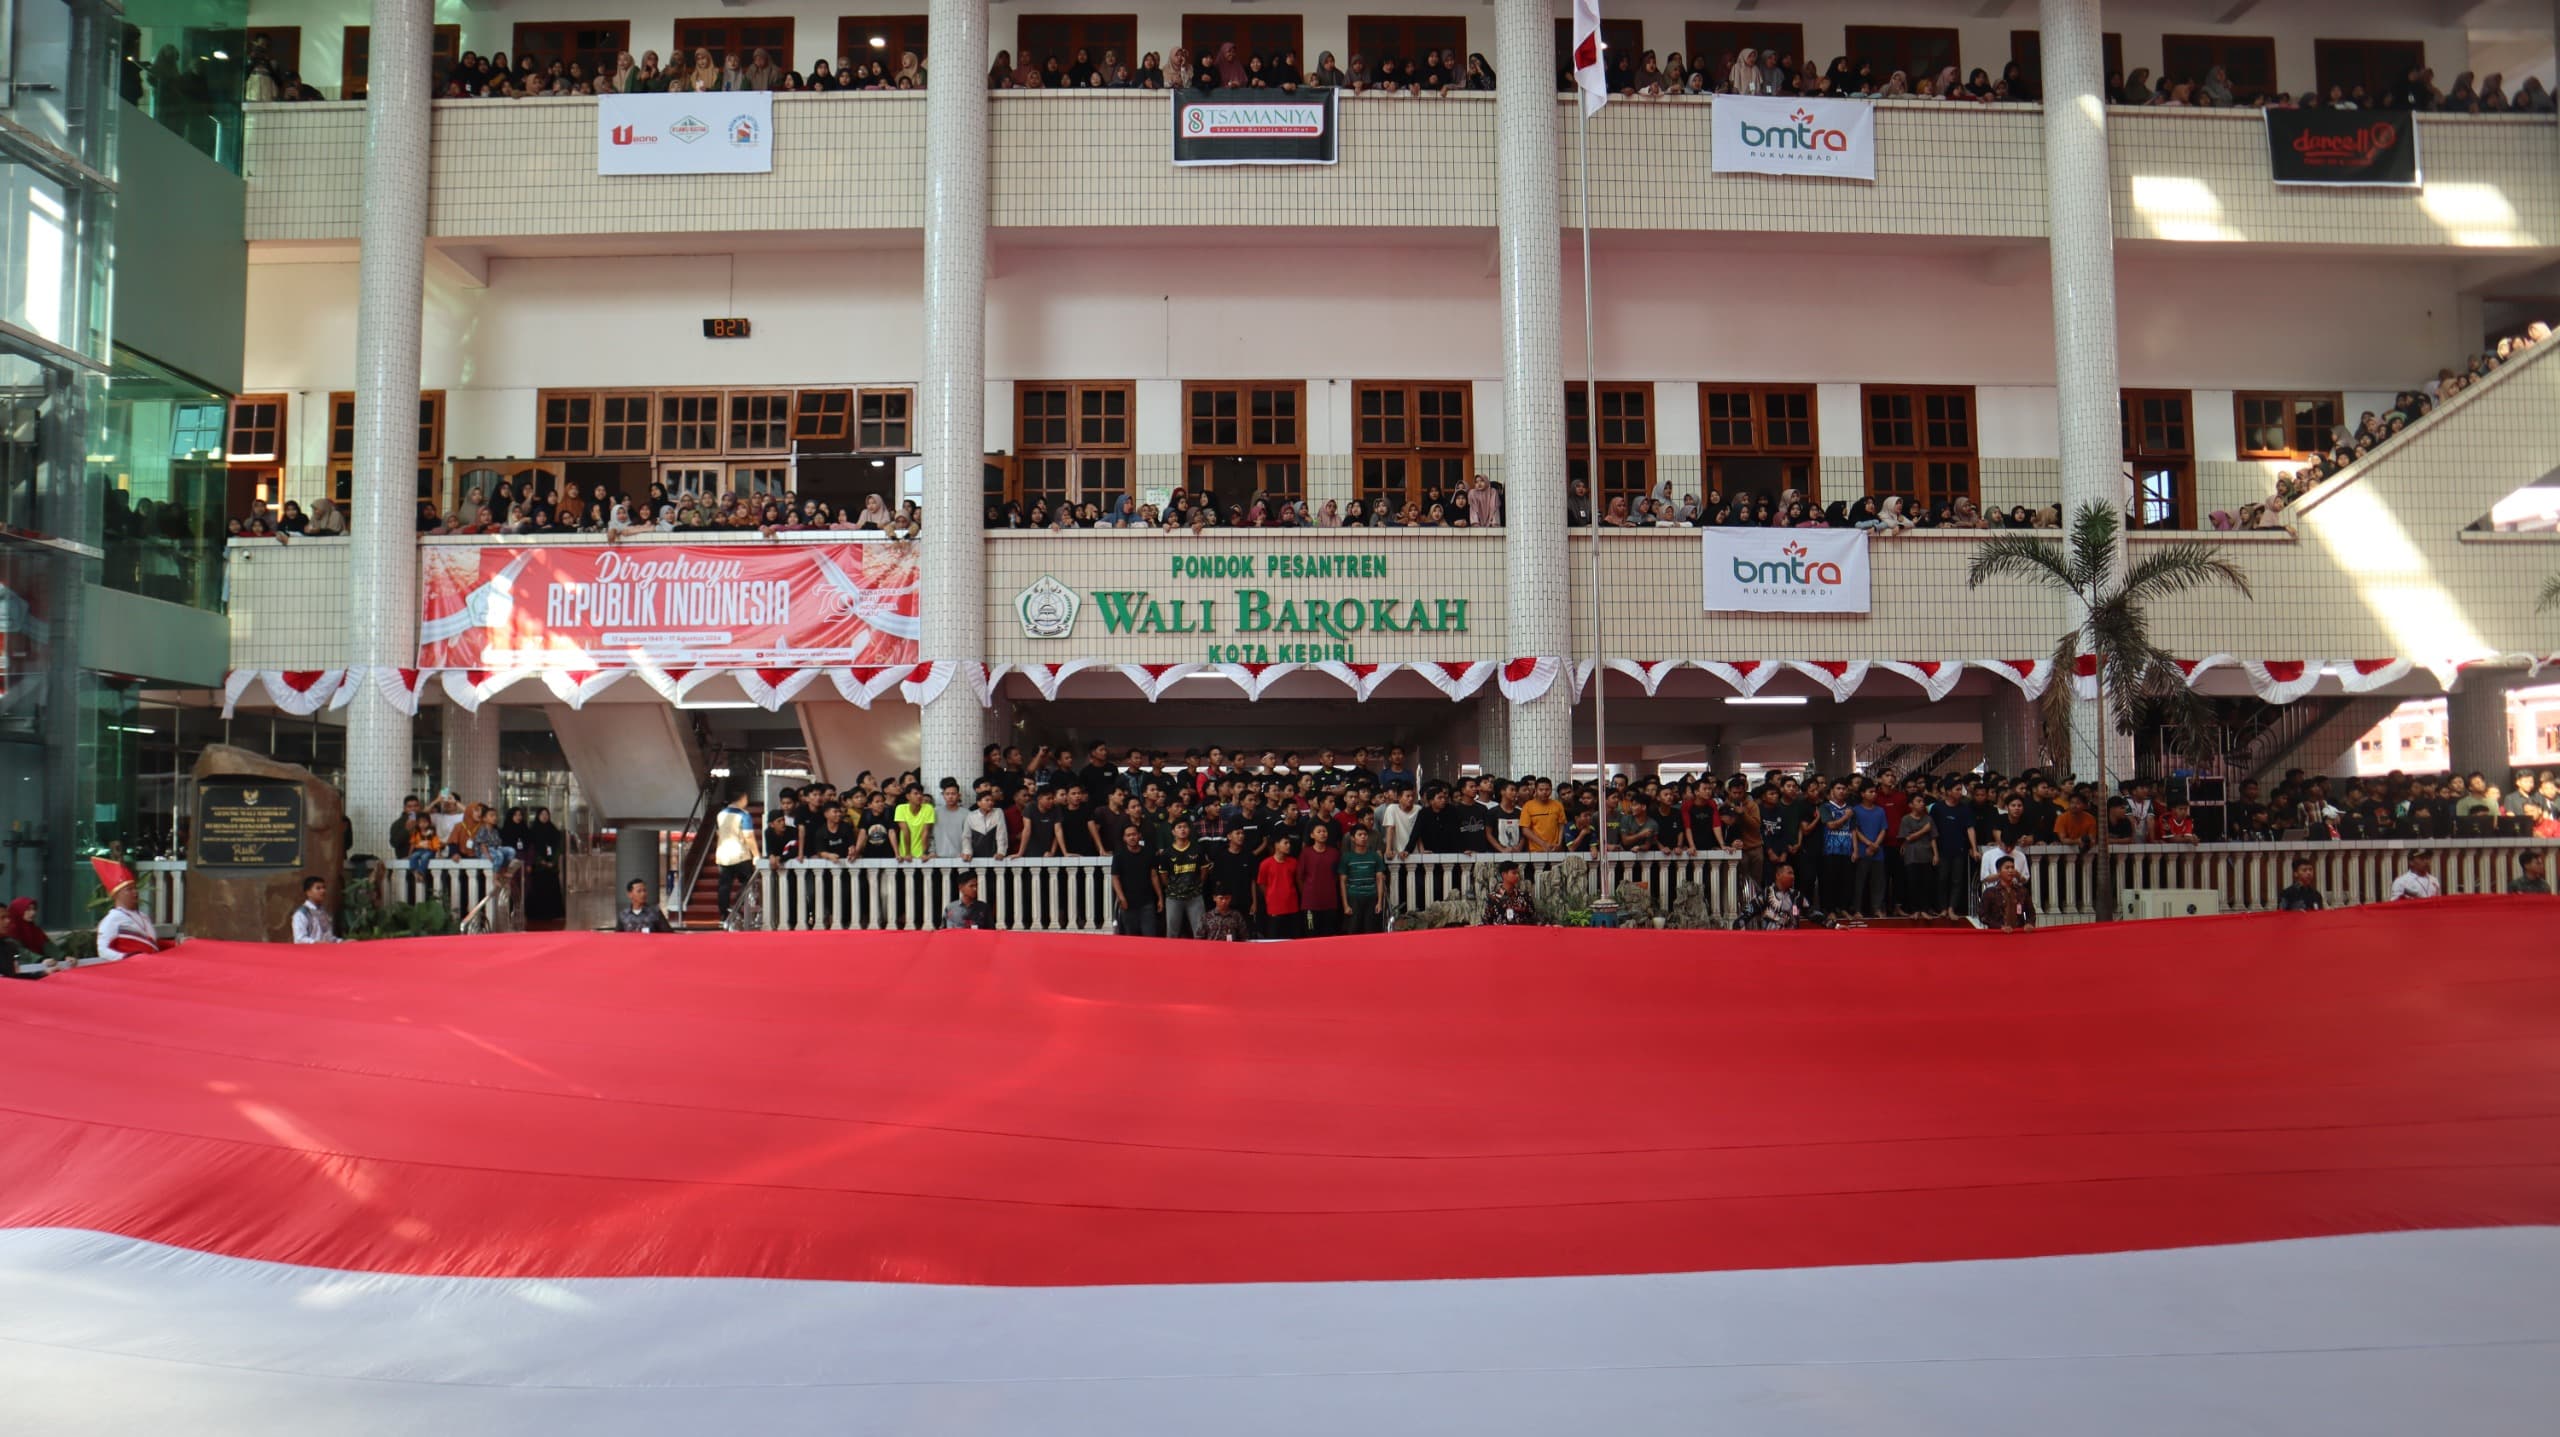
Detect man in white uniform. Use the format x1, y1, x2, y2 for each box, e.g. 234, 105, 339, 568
291, 876, 340, 943
92, 860, 172, 959
2389, 849, 2442, 901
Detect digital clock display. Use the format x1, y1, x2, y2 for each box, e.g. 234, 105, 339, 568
702, 317, 752, 339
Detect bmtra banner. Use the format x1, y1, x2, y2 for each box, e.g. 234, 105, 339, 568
418, 543, 919, 670
2264, 108, 2420, 187
1701, 528, 1871, 613
1711, 95, 1876, 182
598, 92, 774, 176
1172, 88, 1339, 166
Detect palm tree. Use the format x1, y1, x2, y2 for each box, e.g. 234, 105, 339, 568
2538, 575, 2560, 613
1966, 501, 2252, 921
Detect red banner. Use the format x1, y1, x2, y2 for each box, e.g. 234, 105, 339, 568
417, 544, 920, 671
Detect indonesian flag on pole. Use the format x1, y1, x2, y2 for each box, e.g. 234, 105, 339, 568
1571, 0, 1609, 116
3, 904, 2556, 1431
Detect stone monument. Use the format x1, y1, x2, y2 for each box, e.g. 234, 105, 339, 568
185, 744, 346, 942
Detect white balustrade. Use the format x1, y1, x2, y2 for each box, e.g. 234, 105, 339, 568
398, 858, 498, 918
2032, 839, 2558, 923
137, 861, 186, 932
757, 858, 1116, 932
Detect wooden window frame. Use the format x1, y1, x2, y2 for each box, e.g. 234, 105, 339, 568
2008, 29, 2122, 90
1014, 14, 1138, 75
1861, 384, 1977, 512
2121, 388, 2196, 531
655, 389, 726, 456
1696, 383, 1817, 503
1684, 22, 1806, 77
724, 389, 793, 456
1348, 16, 1469, 72
226, 394, 286, 466
596, 390, 654, 457
326, 390, 446, 506
672, 17, 799, 69
2159, 33, 2278, 102
728, 460, 793, 501
1565, 382, 1655, 507
1180, 14, 1307, 71
838, 17, 930, 69
792, 388, 852, 444
341, 24, 460, 100
1353, 380, 1471, 516
509, 20, 635, 79
854, 387, 913, 452
537, 389, 596, 458
1015, 381, 1135, 511
1172, 381, 1300, 509
2233, 390, 2344, 460
1844, 26, 1960, 85
2313, 39, 2425, 102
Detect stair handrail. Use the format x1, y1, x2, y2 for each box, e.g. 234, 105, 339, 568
2292, 333, 2557, 522
666, 739, 727, 922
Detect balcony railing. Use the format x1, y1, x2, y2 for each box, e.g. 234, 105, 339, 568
243, 97, 2557, 249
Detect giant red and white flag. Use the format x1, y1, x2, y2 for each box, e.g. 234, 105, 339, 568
1571, 0, 1609, 117
2, 901, 2557, 1431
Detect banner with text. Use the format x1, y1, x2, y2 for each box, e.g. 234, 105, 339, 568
418, 544, 919, 670
1711, 95, 1877, 182
2265, 108, 2420, 187
598, 92, 774, 176
1172, 88, 1339, 166
1701, 528, 1871, 614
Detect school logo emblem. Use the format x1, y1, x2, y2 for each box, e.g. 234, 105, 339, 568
669, 115, 708, 143
1016, 575, 1079, 639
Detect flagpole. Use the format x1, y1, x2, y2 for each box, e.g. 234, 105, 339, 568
1576, 92, 1615, 921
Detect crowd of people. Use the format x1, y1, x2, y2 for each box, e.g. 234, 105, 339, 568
385, 792, 569, 924
696, 741, 2560, 937
410, 480, 923, 539
2239, 320, 2549, 531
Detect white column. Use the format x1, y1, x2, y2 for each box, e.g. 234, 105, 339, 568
917, 0, 990, 792
1495, 0, 1572, 780
439, 707, 500, 808
2039, 0, 2132, 786
342, 0, 433, 857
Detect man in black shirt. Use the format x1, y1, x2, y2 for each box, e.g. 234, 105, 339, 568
1020, 787, 1062, 858
805, 803, 855, 859
1110, 825, 1162, 937
2276, 857, 2325, 911
1078, 742, 1118, 807
1058, 790, 1103, 857
1451, 792, 1493, 853
1207, 830, 1259, 912
1230, 791, 1270, 857
1411, 785, 1464, 855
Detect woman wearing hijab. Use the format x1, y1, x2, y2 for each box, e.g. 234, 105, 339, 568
3, 896, 53, 973
1876, 496, 1913, 533
895, 51, 924, 88
1308, 51, 1344, 88
2002, 60, 2035, 104
987, 50, 1014, 89
2201, 65, 2235, 107
1013, 52, 1043, 89
1463, 53, 1495, 91
1215, 42, 1249, 88
2479, 74, 2509, 111
2119, 67, 2152, 105
1823, 56, 1857, 98
523, 806, 566, 925
854, 493, 893, 530
1726, 48, 1761, 96
1878, 70, 1909, 98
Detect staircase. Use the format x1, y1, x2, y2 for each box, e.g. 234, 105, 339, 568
2227, 695, 2404, 787
680, 857, 727, 930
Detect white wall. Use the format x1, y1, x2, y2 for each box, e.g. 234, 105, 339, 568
244, 0, 2479, 100
243, 239, 2471, 496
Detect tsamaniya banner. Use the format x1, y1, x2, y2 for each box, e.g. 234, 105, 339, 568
1701, 528, 1872, 614
2265, 108, 2420, 187
1172, 88, 1339, 166
418, 544, 919, 670
1710, 95, 1876, 182
598, 92, 774, 176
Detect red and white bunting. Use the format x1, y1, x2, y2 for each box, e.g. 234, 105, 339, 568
218, 669, 256, 719
371, 666, 424, 717
1574, 659, 1597, 697
2331, 658, 2413, 694
1114, 663, 1201, 702
1003, 661, 1097, 702
1696, 660, 1779, 698
1502, 657, 1566, 702
1785, 660, 1870, 703
1875, 660, 1964, 703
1976, 658, 2054, 700
1308, 661, 1398, 701
2423, 653, 2503, 692
1596, 659, 1677, 698
1412, 661, 1495, 702
2240, 660, 2323, 706
901, 661, 954, 708
2069, 654, 2099, 702
437, 669, 534, 713
541, 669, 624, 709
266, 669, 346, 716
1210, 662, 1300, 700
626, 659, 697, 704
736, 667, 824, 711
2173, 653, 2236, 687
831, 665, 912, 709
